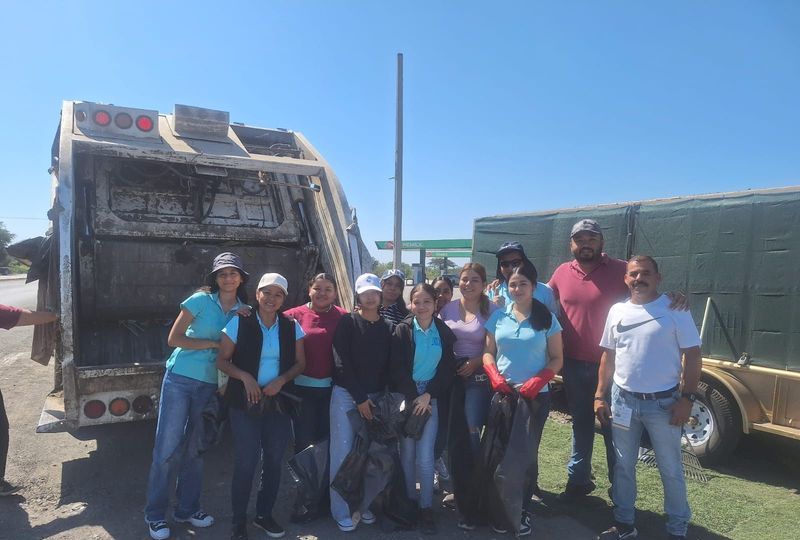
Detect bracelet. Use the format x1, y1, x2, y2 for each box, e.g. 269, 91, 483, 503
593, 397, 606, 401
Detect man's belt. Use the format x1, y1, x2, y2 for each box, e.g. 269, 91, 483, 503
620, 385, 678, 400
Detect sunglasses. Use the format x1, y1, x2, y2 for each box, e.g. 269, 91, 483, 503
499, 259, 524, 269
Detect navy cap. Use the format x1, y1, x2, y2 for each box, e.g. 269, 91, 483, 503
570, 219, 603, 238
496, 241, 526, 258
209, 252, 249, 278
380, 269, 406, 282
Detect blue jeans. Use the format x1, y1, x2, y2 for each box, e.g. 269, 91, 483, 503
463, 376, 492, 456
229, 407, 291, 525
329, 385, 379, 522
400, 380, 439, 509
144, 370, 217, 522
610, 384, 691, 536
563, 357, 615, 486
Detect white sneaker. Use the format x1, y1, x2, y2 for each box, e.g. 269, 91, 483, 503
337, 518, 356, 532
174, 510, 214, 528
146, 519, 171, 540
360, 510, 376, 524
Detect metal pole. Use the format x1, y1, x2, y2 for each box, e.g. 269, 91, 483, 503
393, 53, 404, 269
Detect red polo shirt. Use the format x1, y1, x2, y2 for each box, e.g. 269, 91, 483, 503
548, 254, 628, 364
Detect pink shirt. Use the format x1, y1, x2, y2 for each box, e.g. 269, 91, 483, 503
548, 254, 628, 364
284, 304, 347, 380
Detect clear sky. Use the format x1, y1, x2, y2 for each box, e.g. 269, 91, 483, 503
1, 1, 798, 264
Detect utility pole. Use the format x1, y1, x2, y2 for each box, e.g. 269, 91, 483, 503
393, 53, 403, 269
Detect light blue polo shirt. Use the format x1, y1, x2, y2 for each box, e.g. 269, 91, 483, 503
166, 291, 245, 384
484, 304, 562, 387
412, 317, 443, 382
223, 314, 305, 386
488, 281, 560, 316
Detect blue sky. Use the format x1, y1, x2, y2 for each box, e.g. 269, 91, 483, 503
1, 1, 798, 264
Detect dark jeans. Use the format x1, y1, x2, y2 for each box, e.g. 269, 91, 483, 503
292, 385, 332, 453
0, 388, 8, 480
563, 357, 615, 486
229, 407, 291, 525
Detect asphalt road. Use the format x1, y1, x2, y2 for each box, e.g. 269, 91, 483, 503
0, 279, 595, 540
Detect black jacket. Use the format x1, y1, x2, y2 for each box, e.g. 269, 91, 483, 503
225, 310, 298, 410
390, 315, 457, 402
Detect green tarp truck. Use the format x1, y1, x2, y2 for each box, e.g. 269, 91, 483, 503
473, 186, 800, 463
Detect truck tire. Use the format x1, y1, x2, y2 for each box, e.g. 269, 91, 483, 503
684, 379, 742, 466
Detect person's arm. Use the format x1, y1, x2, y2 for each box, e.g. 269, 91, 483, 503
263, 337, 306, 396
167, 308, 219, 350
482, 331, 513, 394
670, 345, 702, 425
216, 333, 261, 404
519, 331, 563, 399
16, 309, 57, 327
594, 348, 616, 425
333, 316, 371, 417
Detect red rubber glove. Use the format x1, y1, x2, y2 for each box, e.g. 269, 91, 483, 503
485, 363, 513, 394
519, 368, 556, 400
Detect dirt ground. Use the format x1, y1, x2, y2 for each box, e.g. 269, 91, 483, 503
0, 279, 595, 540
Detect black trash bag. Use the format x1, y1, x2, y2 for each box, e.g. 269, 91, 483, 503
447, 377, 484, 522
403, 408, 431, 440
492, 395, 540, 535
361, 440, 395, 512
330, 418, 370, 512
367, 392, 407, 443
196, 392, 228, 455
478, 393, 517, 532
380, 453, 419, 530
289, 439, 330, 512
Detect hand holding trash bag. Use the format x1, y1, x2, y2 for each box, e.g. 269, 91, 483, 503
518, 368, 555, 399
485, 362, 513, 394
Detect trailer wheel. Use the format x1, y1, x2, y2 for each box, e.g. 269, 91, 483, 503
684, 379, 742, 466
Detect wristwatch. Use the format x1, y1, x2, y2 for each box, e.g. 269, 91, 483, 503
680, 392, 698, 403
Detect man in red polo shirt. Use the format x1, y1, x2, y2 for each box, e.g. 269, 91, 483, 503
549, 219, 630, 500
0, 304, 58, 496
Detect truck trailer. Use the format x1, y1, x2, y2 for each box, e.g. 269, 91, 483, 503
34, 100, 370, 433
472, 187, 800, 464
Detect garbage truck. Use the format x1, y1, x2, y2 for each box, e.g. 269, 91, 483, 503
33, 100, 371, 432
472, 186, 800, 464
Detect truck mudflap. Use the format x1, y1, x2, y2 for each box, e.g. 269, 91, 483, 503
37, 392, 76, 433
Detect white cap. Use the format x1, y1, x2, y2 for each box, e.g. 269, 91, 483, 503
257, 273, 289, 295
355, 273, 382, 295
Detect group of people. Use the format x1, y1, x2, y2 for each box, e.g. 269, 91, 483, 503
0, 217, 696, 540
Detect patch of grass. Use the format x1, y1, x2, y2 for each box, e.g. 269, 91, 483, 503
536, 416, 799, 540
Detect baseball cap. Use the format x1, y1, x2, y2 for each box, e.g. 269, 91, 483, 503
496, 241, 526, 258
380, 269, 406, 283
570, 219, 603, 238
257, 273, 289, 295
355, 273, 382, 294
209, 252, 248, 279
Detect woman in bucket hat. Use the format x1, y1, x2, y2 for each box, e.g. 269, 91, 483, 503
144, 252, 250, 540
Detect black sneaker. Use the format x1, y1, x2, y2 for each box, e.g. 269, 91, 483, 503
519, 511, 532, 537
253, 515, 285, 539
557, 480, 596, 502
491, 523, 508, 534
231, 523, 248, 540
597, 522, 638, 539
457, 518, 476, 531
419, 508, 437, 535
0, 479, 20, 496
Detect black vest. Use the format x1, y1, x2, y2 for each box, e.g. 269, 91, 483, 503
225, 310, 297, 410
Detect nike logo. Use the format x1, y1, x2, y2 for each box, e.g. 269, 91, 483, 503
616, 317, 662, 333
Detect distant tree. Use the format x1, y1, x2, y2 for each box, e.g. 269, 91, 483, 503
371, 260, 413, 280
0, 221, 14, 266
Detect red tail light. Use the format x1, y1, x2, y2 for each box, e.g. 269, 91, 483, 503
93, 110, 111, 126
109, 397, 131, 417
136, 115, 154, 132
84, 400, 106, 419
133, 395, 154, 414
114, 112, 133, 129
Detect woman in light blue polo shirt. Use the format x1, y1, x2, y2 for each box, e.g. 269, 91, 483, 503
391, 283, 457, 535
144, 252, 249, 540
483, 261, 563, 537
